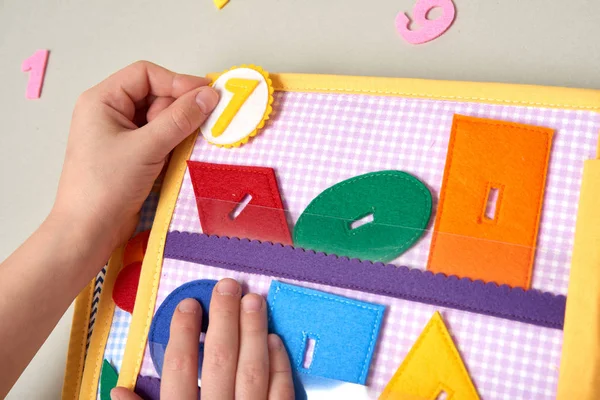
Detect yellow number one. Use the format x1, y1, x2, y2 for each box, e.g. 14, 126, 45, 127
212, 78, 260, 137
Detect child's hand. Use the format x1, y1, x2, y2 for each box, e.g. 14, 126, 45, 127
50, 61, 218, 267
0, 63, 221, 397
110, 279, 295, 400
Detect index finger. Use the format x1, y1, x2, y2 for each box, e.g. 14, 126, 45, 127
92, 60, 211, 121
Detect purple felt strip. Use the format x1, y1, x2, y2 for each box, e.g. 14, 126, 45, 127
135, 375, 200, 400
135, 375, 160, 400
164, 232, 566, 330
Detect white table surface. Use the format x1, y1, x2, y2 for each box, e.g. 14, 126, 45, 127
1, 0, 599, 398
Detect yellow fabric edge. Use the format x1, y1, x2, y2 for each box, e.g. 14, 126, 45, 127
61, 278, 94, 400
207, 72, 600, 110
108, 73, 600, 393
79, 247, 123, 399
117, 131, 198, 390
557, 159, 600, 400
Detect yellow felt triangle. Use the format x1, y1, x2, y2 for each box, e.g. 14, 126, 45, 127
379, 312, 480, 400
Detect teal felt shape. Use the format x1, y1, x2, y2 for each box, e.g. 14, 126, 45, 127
293, 170, 432, 262
100, 359, 119, 400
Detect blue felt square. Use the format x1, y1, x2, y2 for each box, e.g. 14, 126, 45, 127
267, 281, 385, 385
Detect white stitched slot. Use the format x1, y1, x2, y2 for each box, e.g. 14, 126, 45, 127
302, 337, 317, 369
484, 187, 500, 221
229, 194, 253, 220
350, 213, 374, 230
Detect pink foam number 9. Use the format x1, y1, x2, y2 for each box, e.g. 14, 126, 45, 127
396, 0, 456, 45
21, 49, 49, 99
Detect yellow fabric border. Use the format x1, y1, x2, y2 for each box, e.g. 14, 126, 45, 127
80, 73, 600, 395
208, 73, 600, 110
117, 132, 199, 390
78, 247, 123, 399
61, 278, 94, 400
557, 159, 600, 400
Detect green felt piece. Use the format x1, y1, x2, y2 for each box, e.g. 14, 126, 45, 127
100, 359, 119, 400
293, 171, 432, 262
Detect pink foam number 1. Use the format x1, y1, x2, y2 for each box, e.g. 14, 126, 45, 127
21, 49, 49, 99
396, 0, 456, 45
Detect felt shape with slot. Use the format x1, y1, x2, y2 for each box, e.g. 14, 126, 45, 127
267, 281, 385, 385
148, 280, 217, 377
187, 161, 291, 244
165, 232, 566, 329
428, 115, 553, 289
100, 359, 119, 400
294, 170, 432, 262
379, 312, 480, 400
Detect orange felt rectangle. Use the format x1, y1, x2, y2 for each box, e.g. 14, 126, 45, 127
427, 115, 553, 288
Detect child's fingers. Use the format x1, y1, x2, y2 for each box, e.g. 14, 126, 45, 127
201, 278, 242, 400
146, 97, 176, 123
135, 86, 218, 162
160, 298, 202, 400
90, 61, 211, 122
235, 294, 269, 399
267, 334, 295, 400
110, 387, 143, 400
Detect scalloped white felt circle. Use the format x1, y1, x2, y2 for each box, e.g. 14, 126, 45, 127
200, 68, 269, 146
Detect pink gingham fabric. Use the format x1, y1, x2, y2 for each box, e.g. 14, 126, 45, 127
171, 92, 599, 296
139, 259, 563, 399
102, 90, 599, 399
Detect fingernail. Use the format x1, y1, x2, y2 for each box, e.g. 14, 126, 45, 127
242, 294, 264, 312
196, 87, 219, 114
216, 279, 240, 295
110, 389, 121, 400
268, 334, 283, 351
178, 298, 200, 314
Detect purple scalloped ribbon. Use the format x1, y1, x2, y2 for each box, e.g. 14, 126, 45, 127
164, 232, 566, 330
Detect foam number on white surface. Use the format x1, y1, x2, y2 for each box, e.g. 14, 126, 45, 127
201, 66, 273, 147
395, 0, 456, 45
212, 78, 259, 137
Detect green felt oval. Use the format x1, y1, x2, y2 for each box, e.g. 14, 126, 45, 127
293, 171, 432, 262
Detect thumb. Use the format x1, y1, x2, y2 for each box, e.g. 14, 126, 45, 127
138, 86, 219, 161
